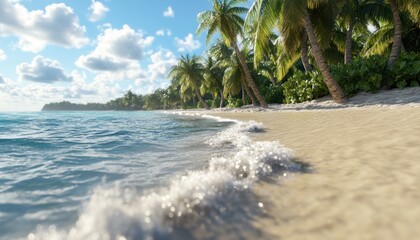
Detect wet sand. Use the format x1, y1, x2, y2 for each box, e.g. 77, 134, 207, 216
212, 106, 420, 240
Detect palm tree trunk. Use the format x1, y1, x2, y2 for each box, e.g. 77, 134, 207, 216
192, 96, 197, 106
301, 32, 313, 72
194, 89, 209, 109
219, 89, 224, 108
304, 11, 347, 103
241, 83, 246, 105
267, 71, 277, 85
233, 43, 268, 108
345, 17, 354, 64
387, 0, 402, 70
241, 78, 258, 106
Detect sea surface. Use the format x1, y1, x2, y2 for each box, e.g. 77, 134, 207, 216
0, 111, 298, 240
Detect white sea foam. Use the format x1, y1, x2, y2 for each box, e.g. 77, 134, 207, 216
162, 111, 202, 117
163, 111, 238, 123
29, 116, 297, 240
200, 114, 238, 123
206, 120, 264, 147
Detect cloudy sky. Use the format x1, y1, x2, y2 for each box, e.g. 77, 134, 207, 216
0, 0, 213, 111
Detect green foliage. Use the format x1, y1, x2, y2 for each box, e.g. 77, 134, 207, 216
329, 53, 420, 95
261, 84, 284, 103
283, 52, 420, 105
331, 55, 386, 95
226, 98, 243, 108
253, 69, 285, 103
388, 52, 420, 89
209, 97, 221, 108
283, 69, 329, 104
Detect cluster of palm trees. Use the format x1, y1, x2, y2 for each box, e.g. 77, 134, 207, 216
169, 0, 419, 109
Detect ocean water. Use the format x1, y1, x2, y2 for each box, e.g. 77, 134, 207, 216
0, 111, 299, 240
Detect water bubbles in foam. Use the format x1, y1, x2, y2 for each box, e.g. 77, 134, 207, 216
206, 120, 264, 147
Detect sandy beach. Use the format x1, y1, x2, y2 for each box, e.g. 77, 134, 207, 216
208, 87, 420, 239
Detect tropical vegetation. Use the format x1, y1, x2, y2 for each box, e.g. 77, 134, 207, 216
43, 0, 420, 111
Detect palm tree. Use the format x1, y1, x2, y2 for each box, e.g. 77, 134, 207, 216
168, 55, 209, 109
364, 0, 418, 69
209, 40, 258, 105
385, 0, 420, 69
245, 4, 311, 75
361, 0, 419, 57
202, 57, 225, 108
305, 7, 347, 103
197, 0, 268, 108
337, 0, 360, 64
246, 0, 347, 103
223, 51, 258, 106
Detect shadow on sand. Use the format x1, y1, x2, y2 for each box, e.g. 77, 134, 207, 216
160, 158, 313, 240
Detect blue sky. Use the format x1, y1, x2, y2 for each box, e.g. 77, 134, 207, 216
0, 0, 219, 111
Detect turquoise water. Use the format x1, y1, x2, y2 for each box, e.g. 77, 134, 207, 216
0, 112, 231, 239
0, 111, 299, 240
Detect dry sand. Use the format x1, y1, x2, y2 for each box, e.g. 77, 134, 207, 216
208, 88, 420, 240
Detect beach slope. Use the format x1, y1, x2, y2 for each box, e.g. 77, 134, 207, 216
212, 88, 420, 240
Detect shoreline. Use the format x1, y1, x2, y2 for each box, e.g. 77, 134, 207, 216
195, 87, 420, 239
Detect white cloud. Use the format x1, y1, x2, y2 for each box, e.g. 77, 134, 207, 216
73, 26, 178, 100
77, 24, 154, 74
77, 27, 177, 94
64, 71, 124, 99
77, 55, 128, 72
97, 22, 112, 31
76, 24, 156, 85
0, 49, 6, 61
88, 0, 109, 22
0, 71, 126, 111
156, 29, 172, 37
156, 29, 165, 36
0, 1, 88, 52
0, 75, 4, 83
163, 6, 174, 17
0, 48, 179, 111
16, 55, 73, 83
143, 48, 177, 82
174, 33, 201, 52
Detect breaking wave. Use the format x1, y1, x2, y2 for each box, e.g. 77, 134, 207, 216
28, 115, 299, 240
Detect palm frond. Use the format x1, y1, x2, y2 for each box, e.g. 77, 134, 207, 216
398, 0, 420, 25
281, 0, 306, 53
228, 7, 249, 15
276, 50, 300, 81
245, 0, 282, 66
361, 1, 392, 23
310, 2, 338, 49
362, 23, 393, 56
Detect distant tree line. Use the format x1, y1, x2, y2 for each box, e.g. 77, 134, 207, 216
41, 86, 238, 111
